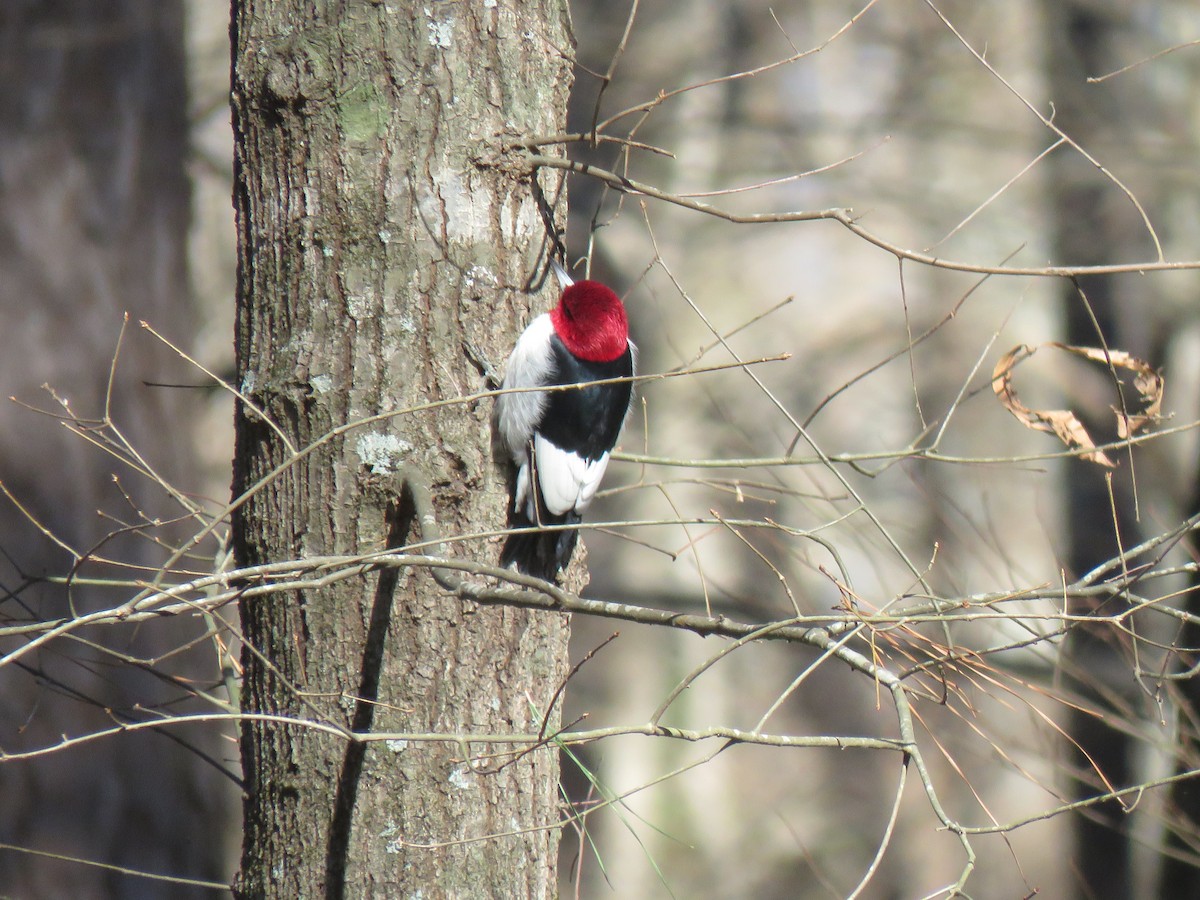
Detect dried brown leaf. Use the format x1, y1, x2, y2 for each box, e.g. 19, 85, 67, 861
992, 342, 1164, 467
1047, 342, 1164, 439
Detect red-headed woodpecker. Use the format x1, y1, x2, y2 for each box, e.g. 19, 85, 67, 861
495, 262, 635, 580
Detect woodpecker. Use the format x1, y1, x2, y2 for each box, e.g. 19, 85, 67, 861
495, 261, 635, 580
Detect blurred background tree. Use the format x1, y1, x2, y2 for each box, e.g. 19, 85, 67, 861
0, 1, 235, 895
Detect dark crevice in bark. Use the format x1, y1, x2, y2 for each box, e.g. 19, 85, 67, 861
324, 490, 413, 898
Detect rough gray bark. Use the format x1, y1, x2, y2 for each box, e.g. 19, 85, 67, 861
0, 3, 236, 894
231, 2, 573, 895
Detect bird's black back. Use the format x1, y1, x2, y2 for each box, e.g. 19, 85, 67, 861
537, 334, 633, 461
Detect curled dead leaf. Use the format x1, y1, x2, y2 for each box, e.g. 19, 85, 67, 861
991, 343, 1164, 467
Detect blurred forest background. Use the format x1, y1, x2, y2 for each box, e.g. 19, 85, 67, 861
2, 0, 1199, 897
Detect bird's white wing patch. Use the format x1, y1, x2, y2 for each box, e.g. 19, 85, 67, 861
496, 314, 554, 460
533, 434, 610, 517
575, 454, 610, 509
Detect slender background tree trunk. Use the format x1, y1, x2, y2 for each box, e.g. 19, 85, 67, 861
231, 2, 573, 895
1043, 3, 1163, 896
0, 3, 235, 894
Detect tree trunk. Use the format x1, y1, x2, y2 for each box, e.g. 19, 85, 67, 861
231, 2, 572, 896
0, 3, 235, 894
1043, 3, 1155, 897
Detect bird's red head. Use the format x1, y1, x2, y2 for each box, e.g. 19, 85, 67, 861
549, 281, 629, 363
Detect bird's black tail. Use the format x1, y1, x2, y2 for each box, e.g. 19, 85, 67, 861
500, 510, 581, 582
